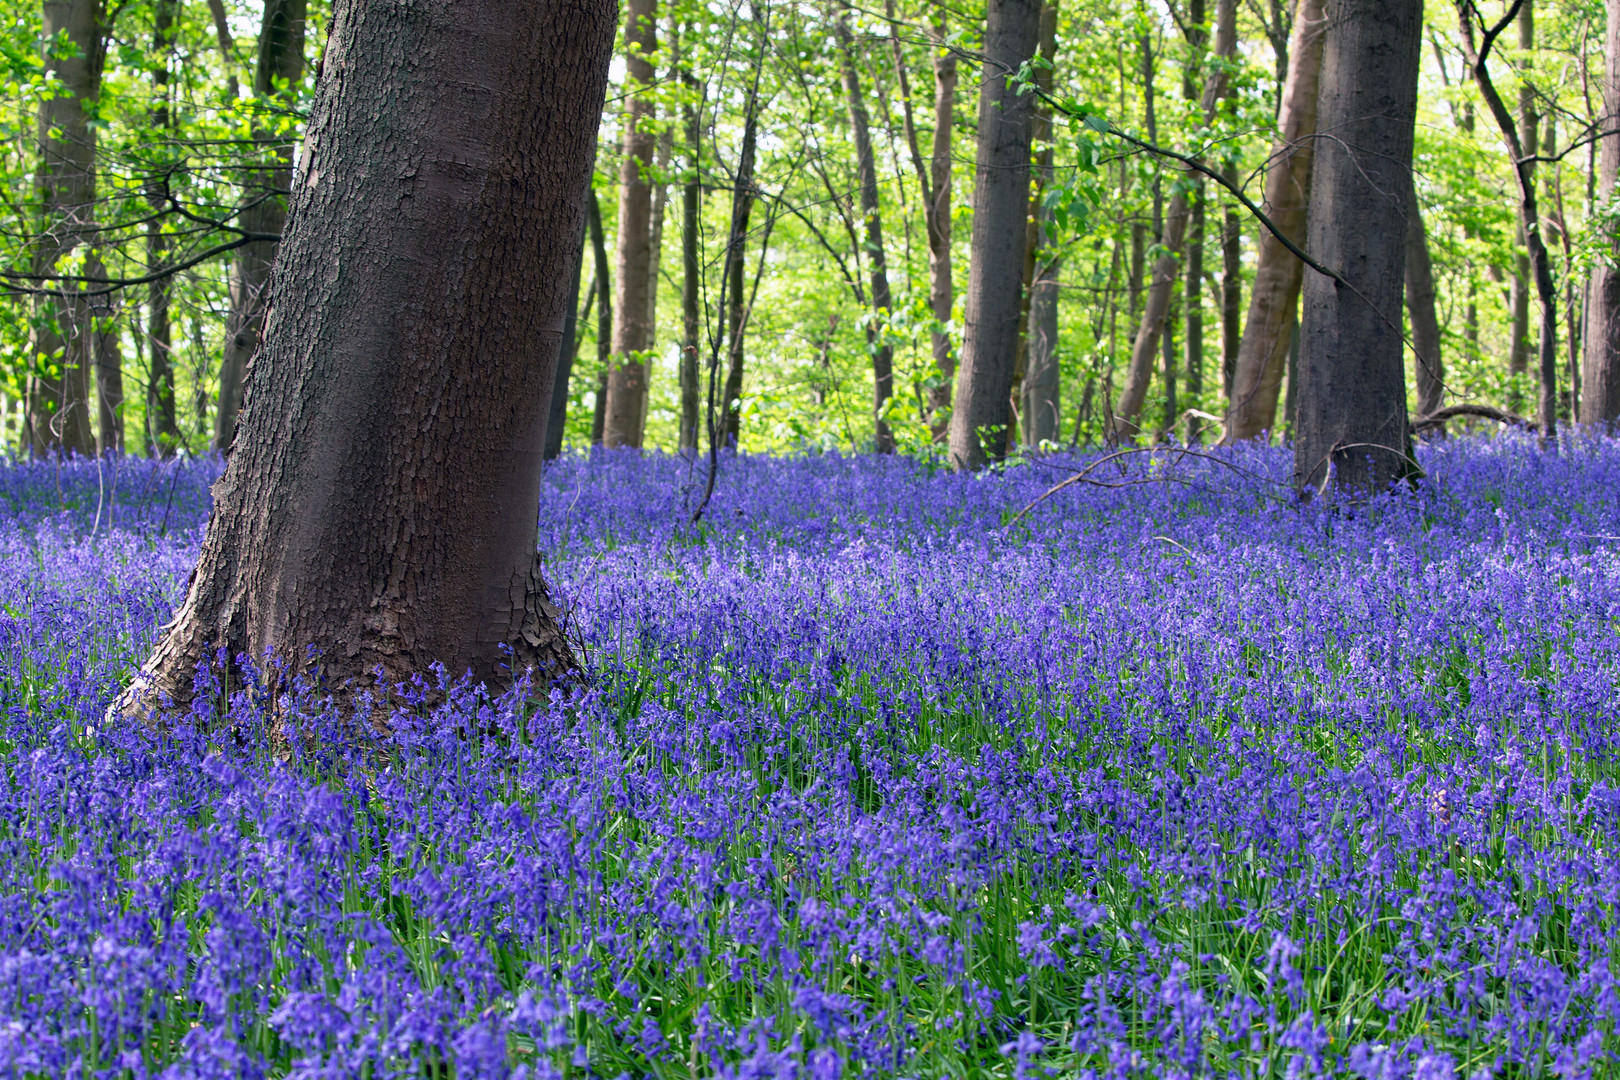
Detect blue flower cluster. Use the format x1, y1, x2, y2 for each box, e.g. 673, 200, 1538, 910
0, 441, 1615, 1078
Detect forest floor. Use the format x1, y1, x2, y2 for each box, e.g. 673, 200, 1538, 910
0, 440, 1615, 1078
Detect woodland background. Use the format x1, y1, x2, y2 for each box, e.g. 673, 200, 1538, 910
0, 0, 1605, 458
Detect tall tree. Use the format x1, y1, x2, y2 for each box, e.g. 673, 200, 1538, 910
888, 4, 957, 438
1294, 0, 1421, 495
679, 67, 702, 452
1110, 0, 1236, 437
1222, 0, 1326, 444
602, 0, 658, 448
544, 238, 586, 460
27, 0, 104, 457
719, 28, 763, 449
947, 0, 1041, 469
588, 189, 613, 444
115, 0, 614, 718
1504, 0, 1534, 410
1584, 0, 1620, 425
1405, 183, 1445, 419
145, 0, 181, 455
214, 0, 307, 452
837, 8, 897, 453
1020, 0, 1061, 447
1458, 0, 1558, 439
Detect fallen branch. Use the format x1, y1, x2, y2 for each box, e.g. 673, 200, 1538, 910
1411, 404, 1534, 432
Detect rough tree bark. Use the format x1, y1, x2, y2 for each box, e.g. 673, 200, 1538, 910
1294, 0, 1421, 496
837, 9, 896, 454
1110, 0, 1236, 438
114, 0, 614, 719
1222, 0, 1326, 444
947, 0, 1041, 469
602, 0, 657, 448
27, 0, 103, 458
1583, 0, 1620, 424
1405, 182, 1445, 419
214, 0, 306, 452
145, 0, 180, 455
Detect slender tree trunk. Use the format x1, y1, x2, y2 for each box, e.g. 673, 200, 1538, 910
89, 250, 122, 453
946, 0, 1041, 468
1110, 0, 1236, 437
720, 69, 762, 449
1506, 0, 1535, 410
204, 0, 240, 101
1294, 0, 1421, 496
1017, 0, 1060, 448
544, 237, 586, 460
679, 70, 702, 452
116, 0, 614, 720
1583, 0, 1620, 424
144, 0, 180, 455
603, 0, 658, 448
215, 0, 306, 452
588, 189, 612, 445
1221, 165, 1241, 400
1459, 0, 1558, 439
837, 9, 897, 453
1185, 186, 1204, 442
1222, 0, 1326, 443
1405, 182, 1445, 418
27, 0, 102, 458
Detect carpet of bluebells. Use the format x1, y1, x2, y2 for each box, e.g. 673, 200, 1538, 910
0, 439, 1617, 1079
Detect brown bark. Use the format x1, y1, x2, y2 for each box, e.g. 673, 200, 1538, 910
1220, 165, 1241, 399
1506, 0, 1535, 408
1583, 0, 1620, 424
1184, 185, 1204, 442
1222, 0, 1326, 444
114, 0, 614, 720
1017, 0, 1060, 448
603, 0, 658, 449
947, 0, 1041, 468
1294, 0, 1421, 496
719, 55, 762, 449
837, 9, 896, 453
89, 249, 122, 453
1405, 182, 1445, 418
543, 234, 586, 460
27, 0, 103, 458
214, 0, 306, 452
1110, 0, 1236, 437
145, 0, 180, 456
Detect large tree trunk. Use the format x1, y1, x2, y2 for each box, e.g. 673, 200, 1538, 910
946, 0, 1041, 469
1110, 0, 1236, 437
144, 0, 180, 456
1222, 0, 1326, 444
1405, 182, 1445, 418
1294, 0, 1420, 496
1583, 0, 1620, 425
214, 0, 306, 452
115, 0, 613, 719
27, 0, 102, 458
837, 11, 897, 453
602, 0, 657, 449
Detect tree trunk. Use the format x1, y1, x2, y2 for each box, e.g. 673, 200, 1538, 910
1506, 0, 1535, 410
946, 0, 1041, 469
27, 0, 102, 458
145, 0, 181, 456
115, 0, 613, 719
1294, 0, 1421, 496
1583, 0, 1620, 424
1221, 164, 1241, 399
587, 189, 612, 445
1222, 0, 1326, 443
679, 69, 702, 453
214, 0, 307, 452
926, 14, 957, 436
1405, 182, 1445, 418
543, 236, 586, 460
1184, 185, 1204, 442
1016, 0, 1060, 448
837, 10, 896, 453
1110, 0, 1236, 437
603, 0, 658, 449
719, 62, 762, 450
1459, 0, 1559, 440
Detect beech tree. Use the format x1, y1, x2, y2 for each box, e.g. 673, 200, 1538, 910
114, 0, 615, 717
1293, 0, 1421, 495
1584, 0, 1620, 425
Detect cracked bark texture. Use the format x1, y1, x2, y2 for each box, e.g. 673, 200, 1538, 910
117, 0, 613, 719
